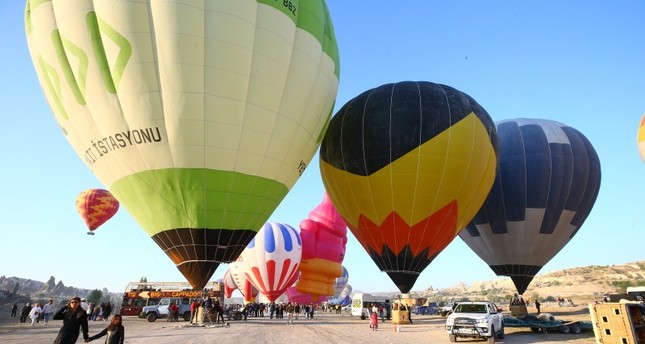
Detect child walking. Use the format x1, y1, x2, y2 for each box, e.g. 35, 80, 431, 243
369, 310, 378, 331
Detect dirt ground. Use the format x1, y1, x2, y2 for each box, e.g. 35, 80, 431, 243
0, 304, 597, 344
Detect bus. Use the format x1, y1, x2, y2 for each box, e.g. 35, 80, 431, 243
351, 292, 391, 320
120, 281, 224, 316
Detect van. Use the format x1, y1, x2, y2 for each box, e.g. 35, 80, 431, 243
351, 292, 391, 320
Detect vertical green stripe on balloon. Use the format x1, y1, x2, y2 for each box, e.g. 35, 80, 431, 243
37, 55, 68, 120
109, 168, 289, 237
258, 0, 340, 78
24, 0, 51, 34
52, 30, 87, 105
85, 11, 132, 94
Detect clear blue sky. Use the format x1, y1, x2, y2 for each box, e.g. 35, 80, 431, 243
1, 1, 643, 295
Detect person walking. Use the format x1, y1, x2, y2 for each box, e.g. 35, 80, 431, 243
53, 296, 90, 344
43, 299, 55, 325
370, 309, 378, 331
86, 314, 124, 344
28, 302, 42, 326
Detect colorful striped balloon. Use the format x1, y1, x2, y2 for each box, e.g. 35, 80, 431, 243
238, 222, 302, 302
76, 189, 119, 235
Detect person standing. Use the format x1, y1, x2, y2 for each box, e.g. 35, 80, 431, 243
43, 299, 55, 325
285, 303, 294, 325
535, 299, 541, 315
53, 296, 89, 344
86, 314, 124, 344
11, 302, 18, 317
20, 303, 31, 324
190, 299, 199, 324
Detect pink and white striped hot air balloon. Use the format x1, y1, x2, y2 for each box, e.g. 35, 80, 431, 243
229, 257, 259, 303
238, 222, 302, 302
222, 270, 237, 299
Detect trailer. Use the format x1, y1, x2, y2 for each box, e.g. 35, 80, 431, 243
503, 314, 594, 334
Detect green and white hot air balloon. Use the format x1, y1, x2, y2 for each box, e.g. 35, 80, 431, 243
25, 0, 340, 289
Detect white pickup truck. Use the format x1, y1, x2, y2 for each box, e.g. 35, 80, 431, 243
445, 301, 504, 343
140, 297, 192, 322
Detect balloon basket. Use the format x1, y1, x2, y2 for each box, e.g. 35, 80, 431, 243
87, 232, 94, 235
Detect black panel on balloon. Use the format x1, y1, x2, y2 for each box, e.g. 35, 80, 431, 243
367, 244, 439, 293
490, 264, 543, 294
152, 228, 257, 289
321, 81, 496, 175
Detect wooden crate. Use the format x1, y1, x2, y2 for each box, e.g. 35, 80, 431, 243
589, 302, 645, 344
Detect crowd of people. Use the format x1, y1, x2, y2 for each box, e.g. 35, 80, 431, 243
9, 297, 124, 343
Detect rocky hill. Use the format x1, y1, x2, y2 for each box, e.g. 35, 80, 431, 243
0, 275, 112, 299
416, 261, 645, 302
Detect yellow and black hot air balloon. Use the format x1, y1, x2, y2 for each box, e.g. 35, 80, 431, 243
320, 81, 497, 293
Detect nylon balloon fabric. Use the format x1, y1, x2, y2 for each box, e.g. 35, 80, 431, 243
460, 118, 601, 294
320, 81, 498, 293
26, 0, 339, 289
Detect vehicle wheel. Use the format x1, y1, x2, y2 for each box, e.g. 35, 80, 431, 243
559, 325, 570, 334
497, 323, 505, 339
530, 327, 540, 332
487, 326, 495, 343
233, 312, 243, 321
570, 324, 581, 334
182, 312, 191, 321
448, 334, 457, 342
146, 313, 157, 322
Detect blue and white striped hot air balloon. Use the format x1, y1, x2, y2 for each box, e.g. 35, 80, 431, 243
238, 222, 302, 302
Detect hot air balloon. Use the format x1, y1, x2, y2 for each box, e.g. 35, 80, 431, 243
238, 222, 302, 302
460, 118, 601, 294
295, 193, 347, 299
320, 81, 498, 293
26, 0, 340, 289
637, 114, 645, 162
229, 258, 259, 304
286, 282, 328, 305
76, 188, 119, 235
222, 270, 237, 299
333, 266, 349, 298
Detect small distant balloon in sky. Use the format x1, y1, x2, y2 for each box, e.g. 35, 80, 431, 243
76, 189, 119, 235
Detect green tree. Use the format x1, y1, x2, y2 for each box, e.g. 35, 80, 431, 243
88, 289, 103, 305
140, 276, 147, 283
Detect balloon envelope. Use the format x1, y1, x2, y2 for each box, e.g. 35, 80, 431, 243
76, 188, 119, 234
222, 270, 237, 299
333, 266, 349, 297
26, 0, 339, 289
238, 222, 302, 302
320, 81, 498, 293
295, 193, 347, 298
460, 118, 601, 294
637, 114, 645, 162
229, 258, 259, 303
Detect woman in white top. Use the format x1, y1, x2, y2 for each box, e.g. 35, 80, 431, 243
28, 302, 42, 326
